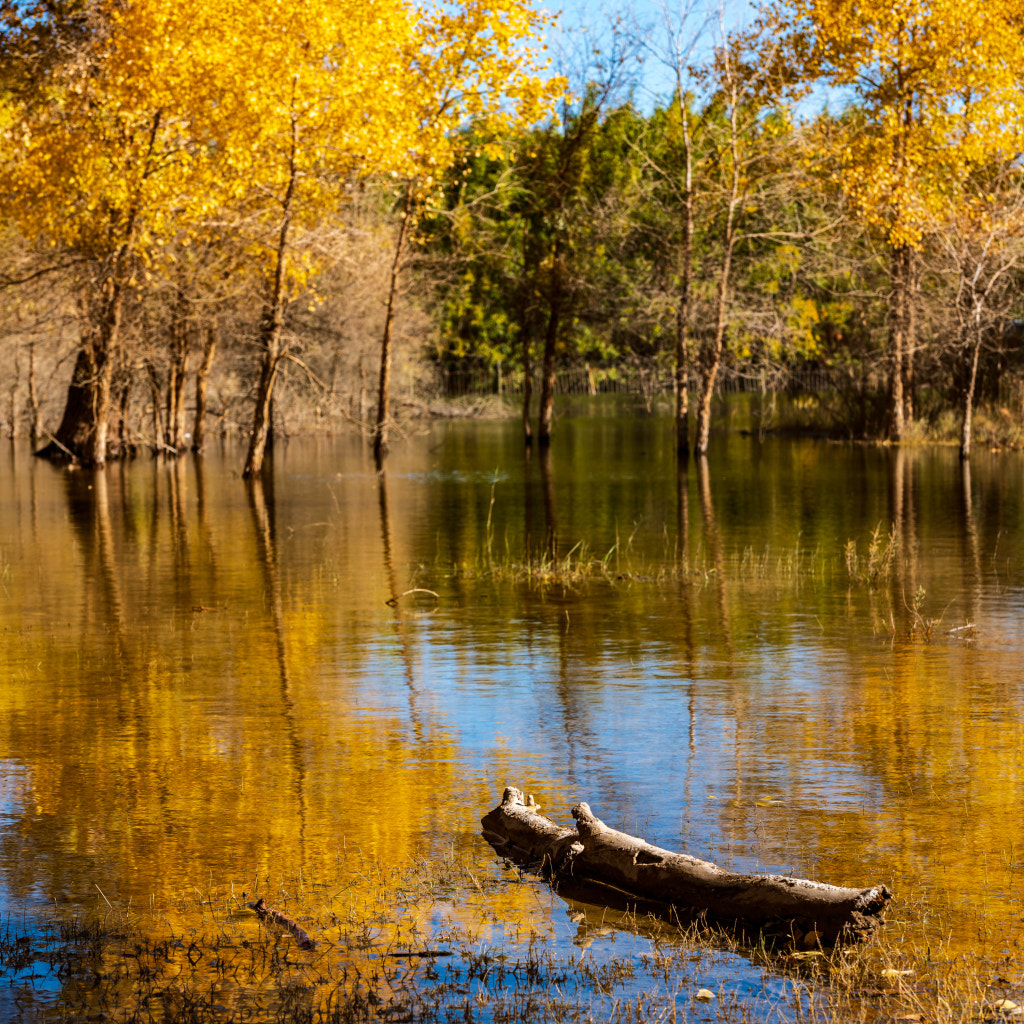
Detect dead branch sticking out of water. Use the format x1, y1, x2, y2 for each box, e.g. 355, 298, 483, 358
247, 898, 316, 950
482, 786, 892, 949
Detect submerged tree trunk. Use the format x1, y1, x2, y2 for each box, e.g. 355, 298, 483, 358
374, 185, 414, 470
522, 331, 534, 445
519, 227, 534, 446
27, 337, 42, 448
145, 359, 165, 451
483, 787, 892, 948
959, 304, 983, 460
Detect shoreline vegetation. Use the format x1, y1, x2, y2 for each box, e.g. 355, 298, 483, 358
2, 852, 1021, 1024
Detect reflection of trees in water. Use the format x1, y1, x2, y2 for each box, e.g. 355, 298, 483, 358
246, 473, 308, 864
376, 469, 423, 740
959, 459, 981, 624
696, 456, 733, 661
888, 447, 920, 630
675, 460, 698, 847
540, 444, 557, 561
64, 467, 127, 639
523, 445, 534, 560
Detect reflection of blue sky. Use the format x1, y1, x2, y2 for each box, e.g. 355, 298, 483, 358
0, 760, 29, 915
341, 605, 892, 879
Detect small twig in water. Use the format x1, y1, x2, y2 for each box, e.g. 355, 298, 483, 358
248, 898, 316, 951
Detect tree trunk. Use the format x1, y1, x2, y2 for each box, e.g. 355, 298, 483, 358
888, 248, 912, 443
36, 321, 115, 467
522, 334, 534, 445
960, 319, 982, 460
694, 79, 741, 458
520, 228, 534, 446
482, 787, 891, 948
243, 310, 282, 478
243, 104, 298, 479
902, 249, 919, 428
538, 236, 564, 446
374, 185, 414, 470
27, 338, 41, 448
146, 360, 165, 451
166, 298, 190, 453
675, 98, 694, 459
7, 351, 19, 439
116, 375, 131, 455
192, 323, 217, 453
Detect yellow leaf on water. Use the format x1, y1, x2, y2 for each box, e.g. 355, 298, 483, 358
992, 999, 1021, 1014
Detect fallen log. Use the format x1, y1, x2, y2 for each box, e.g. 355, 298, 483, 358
481, 786, 891, 949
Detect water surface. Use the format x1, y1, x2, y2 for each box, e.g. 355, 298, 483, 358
2, 411, 1023, 977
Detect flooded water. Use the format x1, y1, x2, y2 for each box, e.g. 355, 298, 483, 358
2, 405, 1023, 990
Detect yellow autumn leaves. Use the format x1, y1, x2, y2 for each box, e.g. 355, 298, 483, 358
0, 0, 562, 270
766, 0, 1024, 250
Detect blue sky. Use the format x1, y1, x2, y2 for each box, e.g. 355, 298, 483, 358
544, 0, 760, 107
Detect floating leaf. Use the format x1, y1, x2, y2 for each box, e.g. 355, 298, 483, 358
992, 999, 1022, 1015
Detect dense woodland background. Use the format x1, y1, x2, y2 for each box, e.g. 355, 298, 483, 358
3, 0, 1024, 469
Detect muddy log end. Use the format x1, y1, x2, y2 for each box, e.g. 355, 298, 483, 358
483, 788, 892, 948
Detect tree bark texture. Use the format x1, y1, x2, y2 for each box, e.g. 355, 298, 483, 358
482, 787, 891, 948
243, 314, 282, 479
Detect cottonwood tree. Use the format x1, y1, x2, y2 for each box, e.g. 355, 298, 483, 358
1, 0, 280, 466
0, 0, 258, 466
766, 0, 1024, 440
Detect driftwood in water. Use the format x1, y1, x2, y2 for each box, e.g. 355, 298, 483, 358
481, 787, 891, 948
248, 898, 316, 950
